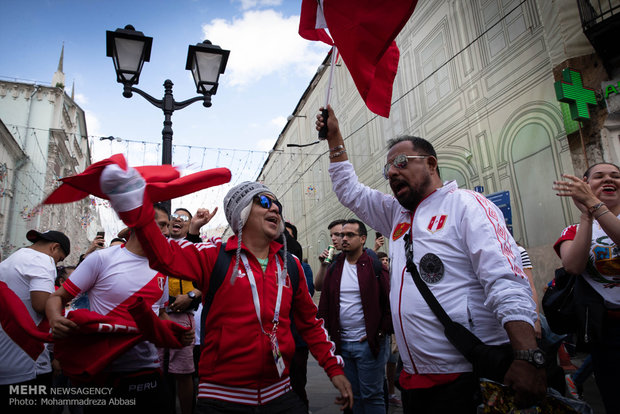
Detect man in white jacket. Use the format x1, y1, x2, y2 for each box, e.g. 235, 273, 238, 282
316, 106, 545, 412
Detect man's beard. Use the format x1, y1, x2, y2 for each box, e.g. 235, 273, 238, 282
342, 245, 360, 257
391, 173, 431, 211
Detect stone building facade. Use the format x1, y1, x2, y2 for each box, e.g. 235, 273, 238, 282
0, 47, 99, 264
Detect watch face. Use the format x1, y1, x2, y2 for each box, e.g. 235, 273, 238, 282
532, 350, 545, 365
188, 291, 196, 299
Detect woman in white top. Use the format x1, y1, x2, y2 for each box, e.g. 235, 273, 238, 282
553, 162, 620, 413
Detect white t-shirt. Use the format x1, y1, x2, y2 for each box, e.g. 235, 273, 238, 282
194, 302, 202, 346
0, 248, 56, 384
64, 245, 168, 372
557, 220, 620, 307
339, 260, 366, 341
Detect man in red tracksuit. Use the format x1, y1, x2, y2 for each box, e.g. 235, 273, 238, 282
98, 172, 353, 414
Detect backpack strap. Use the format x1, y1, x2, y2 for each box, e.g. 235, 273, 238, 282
284, 251, 300, 295
200, 243, 231, 345
286, 250, 307, 344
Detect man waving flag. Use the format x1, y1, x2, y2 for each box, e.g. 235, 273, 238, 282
299, 0, 418, 118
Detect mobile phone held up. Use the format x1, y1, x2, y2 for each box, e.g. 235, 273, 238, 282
96, 231, 105, 247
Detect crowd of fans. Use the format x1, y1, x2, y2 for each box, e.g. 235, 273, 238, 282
0, 105, 618, 414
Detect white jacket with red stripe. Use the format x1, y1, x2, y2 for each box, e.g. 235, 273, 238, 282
329, 161, 536, 376
134, 219, 343, 404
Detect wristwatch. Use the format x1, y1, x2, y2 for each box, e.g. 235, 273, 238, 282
513, 348, 546, 368
187, 291, 196, 299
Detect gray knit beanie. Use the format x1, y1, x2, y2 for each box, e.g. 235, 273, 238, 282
223, 181, 287, 284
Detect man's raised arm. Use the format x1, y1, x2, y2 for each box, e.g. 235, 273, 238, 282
100, 164, 209, 283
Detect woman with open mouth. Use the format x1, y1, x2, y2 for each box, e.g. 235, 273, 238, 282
553, 162, 620, 414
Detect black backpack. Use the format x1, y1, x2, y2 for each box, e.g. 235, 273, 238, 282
542, 267, 605, 349
199, 243, 300, 345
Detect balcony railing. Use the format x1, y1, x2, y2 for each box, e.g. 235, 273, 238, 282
577, 0, 620, 75
578, 0, 620, 29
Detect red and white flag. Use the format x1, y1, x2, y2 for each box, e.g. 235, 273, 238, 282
299, 0, 418, 117
0, 281, 190, 381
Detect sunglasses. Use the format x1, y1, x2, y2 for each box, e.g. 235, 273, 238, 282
254, 194, 282, 214
383, 154, 430, 179
171, 213, 190, 222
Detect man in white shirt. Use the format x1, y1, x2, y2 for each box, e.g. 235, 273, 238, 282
0, 229, 69, 410
47, 204, 185, 413
316, 106, 545, 412
318, 219, 391, 414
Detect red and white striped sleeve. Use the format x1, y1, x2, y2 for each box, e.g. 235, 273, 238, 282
553, 225, 578, 257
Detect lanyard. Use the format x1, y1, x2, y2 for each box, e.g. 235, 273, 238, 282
239, 253, 284, 336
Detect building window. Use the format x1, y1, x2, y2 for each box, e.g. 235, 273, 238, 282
439, 167, 467, 188
481, 0, 528, 58
420, 31, 451, 109
511, 123, 564, 246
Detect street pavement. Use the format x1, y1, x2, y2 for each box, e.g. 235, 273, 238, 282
306, 356, 402, 414
305, 353, 605, 414
567, 353, 605, 413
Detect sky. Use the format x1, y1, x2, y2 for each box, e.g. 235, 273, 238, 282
0, 0, 331, 238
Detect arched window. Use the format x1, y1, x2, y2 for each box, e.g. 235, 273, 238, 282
439, 166, 467, 188
511, 123, 564, 246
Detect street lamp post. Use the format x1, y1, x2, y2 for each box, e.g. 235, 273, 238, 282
106, 25, 229, 212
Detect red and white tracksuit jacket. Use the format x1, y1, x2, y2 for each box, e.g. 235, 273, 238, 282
329, 161, 536, 378
135, 220, 343, 405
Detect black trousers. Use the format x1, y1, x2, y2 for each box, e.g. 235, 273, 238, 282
289, 346, 309, 410
401, 372, 480, 414
195, 390, 307, 414
82, 369, 170, 414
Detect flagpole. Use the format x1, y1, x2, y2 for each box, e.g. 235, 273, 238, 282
325, 46, 337, 107
319, 46, 337, 139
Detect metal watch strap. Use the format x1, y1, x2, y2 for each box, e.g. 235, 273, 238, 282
513, 348, 546, 367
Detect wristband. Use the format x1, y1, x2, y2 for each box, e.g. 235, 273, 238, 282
595, 209, 611, 220
588, 202, 605, 214
329, 145, 344, 152
329, 149, 347, 159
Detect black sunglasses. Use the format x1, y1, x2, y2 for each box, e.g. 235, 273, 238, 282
254, 194, 282, 214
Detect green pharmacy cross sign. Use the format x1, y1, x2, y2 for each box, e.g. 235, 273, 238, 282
554, 68, 597, 121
